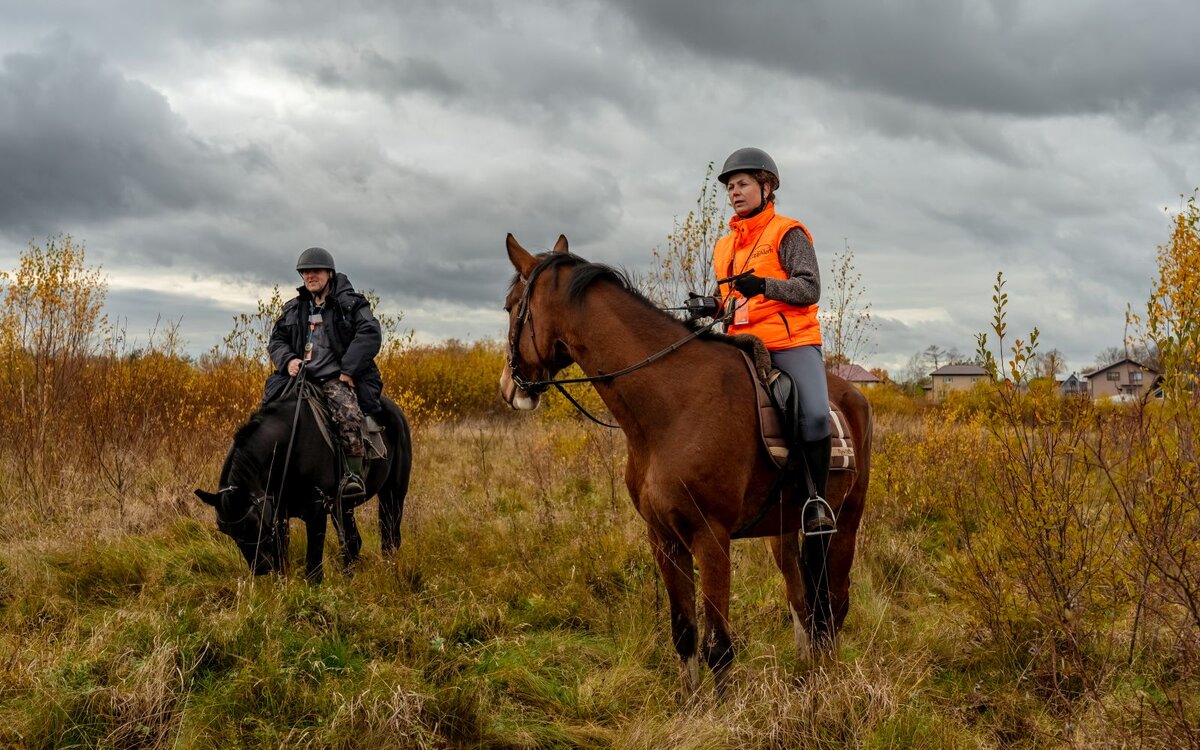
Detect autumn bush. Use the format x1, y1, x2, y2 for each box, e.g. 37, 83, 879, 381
3, 212, 1199, 747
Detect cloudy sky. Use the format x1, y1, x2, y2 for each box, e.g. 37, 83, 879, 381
2, 0, 1197, 375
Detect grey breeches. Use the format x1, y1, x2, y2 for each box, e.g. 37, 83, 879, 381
770, 344, 831, 442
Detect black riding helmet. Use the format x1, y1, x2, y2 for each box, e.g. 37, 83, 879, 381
296, 246, 336, 273
717, 147, 780, 188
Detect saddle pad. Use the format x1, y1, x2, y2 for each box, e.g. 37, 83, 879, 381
737, 351, 856, 473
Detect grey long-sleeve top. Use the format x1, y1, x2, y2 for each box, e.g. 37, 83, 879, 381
763, 228, 821, 307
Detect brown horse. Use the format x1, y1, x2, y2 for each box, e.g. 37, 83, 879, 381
500, 234, 872, 696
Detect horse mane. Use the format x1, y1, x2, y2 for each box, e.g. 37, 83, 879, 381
225, 397, 292, 487
513, 252, 687, 330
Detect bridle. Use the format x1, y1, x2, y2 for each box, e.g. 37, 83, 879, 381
215, 485, 277, 549
506, 253, 562, 398
505, 253, 737, 427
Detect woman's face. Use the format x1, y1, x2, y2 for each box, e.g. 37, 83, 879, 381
726, 172, 765, 217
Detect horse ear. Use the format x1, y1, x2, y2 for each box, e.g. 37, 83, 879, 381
552, 235, 569, 255
506, 233, 538, 277
194, 489, 219, 506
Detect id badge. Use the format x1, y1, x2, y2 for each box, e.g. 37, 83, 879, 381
732, 295, 750, 326
304, 341, 314, 361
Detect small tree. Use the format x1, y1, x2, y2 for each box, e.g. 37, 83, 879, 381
1032, 348, 1067, 380
1107, 192, 1200, 738
642, 163, 726, 308
214, 285, 284, 365
0, 235, 109, 514
1093, 346, 1126, 370
819, 241, 876, 369
1127, 189, 1197, 384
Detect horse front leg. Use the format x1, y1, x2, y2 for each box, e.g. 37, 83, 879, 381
272, 518, 290, 577
693, 527, 735, 698
304, 511, 328, 583
648, 528, 700, 700
768, 531, 811, 660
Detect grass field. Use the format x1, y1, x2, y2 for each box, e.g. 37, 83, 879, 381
2, 406, 1194, 749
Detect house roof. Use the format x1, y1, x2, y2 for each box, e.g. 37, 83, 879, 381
1081, 357, 1158, 378
829, 363, 880, 383
930, 364, 988, 376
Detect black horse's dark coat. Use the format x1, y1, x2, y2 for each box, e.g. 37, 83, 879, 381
198, 388, 411, 580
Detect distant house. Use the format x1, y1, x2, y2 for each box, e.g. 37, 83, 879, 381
929, 364, 988, 400
1081, 358, 1159, 400
1058, 372, 1087, 397
829, 363, 881, 389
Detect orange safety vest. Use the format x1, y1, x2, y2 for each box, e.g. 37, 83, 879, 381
712, 203, 821, 350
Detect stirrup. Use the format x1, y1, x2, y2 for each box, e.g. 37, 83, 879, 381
339, 473, 366, 502
802, 495, 837, 537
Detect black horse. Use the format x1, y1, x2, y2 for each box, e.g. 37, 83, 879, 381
195, 382, 412, 581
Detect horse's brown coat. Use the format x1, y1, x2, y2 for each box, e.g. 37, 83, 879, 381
501, 234, 872, 696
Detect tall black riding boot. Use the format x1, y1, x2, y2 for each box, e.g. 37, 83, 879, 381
801, 434, 836, 536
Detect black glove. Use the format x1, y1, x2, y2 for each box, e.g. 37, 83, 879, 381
683, 292, 719, 319
732, 273, 767, 299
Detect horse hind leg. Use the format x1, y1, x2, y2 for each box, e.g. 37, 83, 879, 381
649, 530, 700, 700
304, 513, 328, 584
769, 532, 811, 659
802, 531, 837, 655
335, 508, 363, 576
379, 409, 412, 556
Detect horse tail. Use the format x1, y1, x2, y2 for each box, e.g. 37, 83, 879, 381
378, 399, 412, 554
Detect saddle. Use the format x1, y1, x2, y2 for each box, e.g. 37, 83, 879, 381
726, 337, 856, 474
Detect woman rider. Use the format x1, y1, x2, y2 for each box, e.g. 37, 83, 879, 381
713, 147, 836, 534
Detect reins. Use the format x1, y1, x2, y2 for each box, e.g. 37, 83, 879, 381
507, 253, 750, 429
276, 365, 308, 514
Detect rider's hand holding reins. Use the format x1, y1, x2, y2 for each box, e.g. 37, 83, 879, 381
287, 358, 302, 377
732, 273, 767, 299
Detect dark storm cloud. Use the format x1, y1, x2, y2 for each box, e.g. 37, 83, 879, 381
0, 1, 1192, 373
0, 37, 268, 239
605, 0, 1200, 120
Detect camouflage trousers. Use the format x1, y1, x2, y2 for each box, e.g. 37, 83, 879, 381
321, 378, 366, 459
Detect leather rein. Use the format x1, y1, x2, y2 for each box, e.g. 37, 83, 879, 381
506, 253, 736, 429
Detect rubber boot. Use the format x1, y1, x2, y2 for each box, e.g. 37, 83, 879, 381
801, 435, 836, 536
340, 455, 367, 502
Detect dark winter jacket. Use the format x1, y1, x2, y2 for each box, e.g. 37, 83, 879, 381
262, 273, 384, 414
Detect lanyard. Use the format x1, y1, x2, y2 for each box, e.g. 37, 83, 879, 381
305, 301, 323, 359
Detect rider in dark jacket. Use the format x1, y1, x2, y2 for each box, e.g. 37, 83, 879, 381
262, 247, 384, 499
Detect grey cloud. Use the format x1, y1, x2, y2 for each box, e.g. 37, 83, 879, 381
605, 0, 1200, 120
306, 49, 466, 99
0, 37, 257, 237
